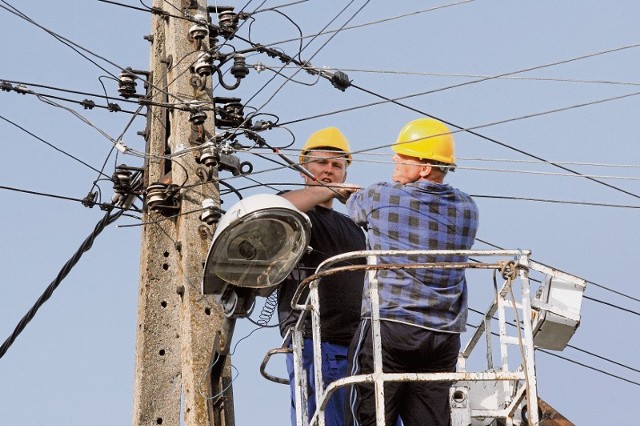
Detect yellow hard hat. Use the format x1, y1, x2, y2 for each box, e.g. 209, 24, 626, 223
299, 127, 352, 165
392, 118, 455, 165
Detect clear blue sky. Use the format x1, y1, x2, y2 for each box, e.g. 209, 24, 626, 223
1, 1, 639, 425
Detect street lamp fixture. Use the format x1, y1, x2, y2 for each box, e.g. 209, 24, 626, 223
202, 194, 311, 318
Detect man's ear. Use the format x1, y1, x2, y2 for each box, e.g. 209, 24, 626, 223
340, 169, 348, 183
418, 164, 432, 179
300, 166, 311, 182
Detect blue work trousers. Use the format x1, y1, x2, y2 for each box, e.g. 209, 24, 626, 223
287, 338, 349, 426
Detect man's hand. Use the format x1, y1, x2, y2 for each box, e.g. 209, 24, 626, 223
333, 183, 361, 204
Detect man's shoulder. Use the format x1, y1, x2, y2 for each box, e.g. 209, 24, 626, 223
310, 206, 357, 224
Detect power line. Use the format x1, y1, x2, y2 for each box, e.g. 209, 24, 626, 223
1, 0, 203, 113
0, 207, 124, 359
261, 147, 640, 170
344, 41, 640, 101
539, 348, 640, 388
325, 67, 640, 87
255, 0, 310, 13
459, 165, 640, 181
262, 44, 640, 205
566, 343, 640, 376
475, 238, 640, 316
470, 194, 640, 210
587, 280, 640, 304
584, 295, 640, 317
254, 0, 476, 50
97, 0, 150, 13
213, 148, 640, 209
0, 183, 140, 212
0, 184, 98, 205
36, 95, 122, 148
0, 79, 139, 114
0, 114, 107, 176
0, 1, 120, 79
456, 156, 640, 169
1, 83, 143, 115
88, 104, 147, 204
233, 0, 367, 119
277, 84, 639, 129
466, 312, 640, 388
342, 154, 640, 182
346, 82, 640, 201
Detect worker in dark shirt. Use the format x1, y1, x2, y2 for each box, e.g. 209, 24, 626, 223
277, 127, 366, 426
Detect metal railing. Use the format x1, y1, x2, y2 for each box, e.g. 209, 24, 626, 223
260, 249, 585, 426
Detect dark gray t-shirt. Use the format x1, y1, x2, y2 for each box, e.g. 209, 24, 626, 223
277, 205, 366, 345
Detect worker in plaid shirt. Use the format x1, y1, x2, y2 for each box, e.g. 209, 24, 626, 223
338, 118, 479, 426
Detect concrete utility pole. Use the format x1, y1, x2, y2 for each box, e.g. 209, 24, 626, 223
133, 1, 233, 425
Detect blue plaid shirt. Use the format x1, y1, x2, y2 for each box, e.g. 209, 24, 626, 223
346, 180, 479, 333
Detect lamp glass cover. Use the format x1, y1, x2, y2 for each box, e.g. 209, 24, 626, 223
211, 210, 308, 288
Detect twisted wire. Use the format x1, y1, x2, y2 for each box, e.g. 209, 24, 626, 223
0, 207, 124, 359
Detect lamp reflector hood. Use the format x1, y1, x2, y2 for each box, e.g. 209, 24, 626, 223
202, 194, 311, 295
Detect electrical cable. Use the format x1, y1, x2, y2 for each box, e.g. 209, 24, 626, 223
1, 78, 141, 109
245, 145, 640, 174
253, 37, 640, 201
277, 85, 639, 135
566, 343, 640, 376
539, 348, 640, 388
229, 0, 364, 121
0, 184, 111, 208
246, 290, 280, 327
469, 194, 640, 210
251, 6, 304, 62
219, 179, 243, 200
89, 104, 147, 205
344, 82, 640, 201
0, 207, 125, 359
213, 182, 303, 198
326, 67, 640, 87
179, 148, 639, 212
2, 1, 204, 115
457, 156, 640, 169
257, 64, 321, 86
254, 0, 309, 13
467, 307, 640, 375
583, 295, 640, 317
306, 41, 640, 105
0, 1, 120, 79
97, 0, 149, 13
586, 280, 640, 304
475, 238, 640, 316
237, 172, 282, 194
0, 114, 106, 176
344, 153, 640, 182
116, 205, 214, 228
36, 94, 123, 148
465, 320, 640, 388
251, 0, 476, 51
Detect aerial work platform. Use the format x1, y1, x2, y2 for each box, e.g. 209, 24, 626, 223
262, 249, 586, 426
